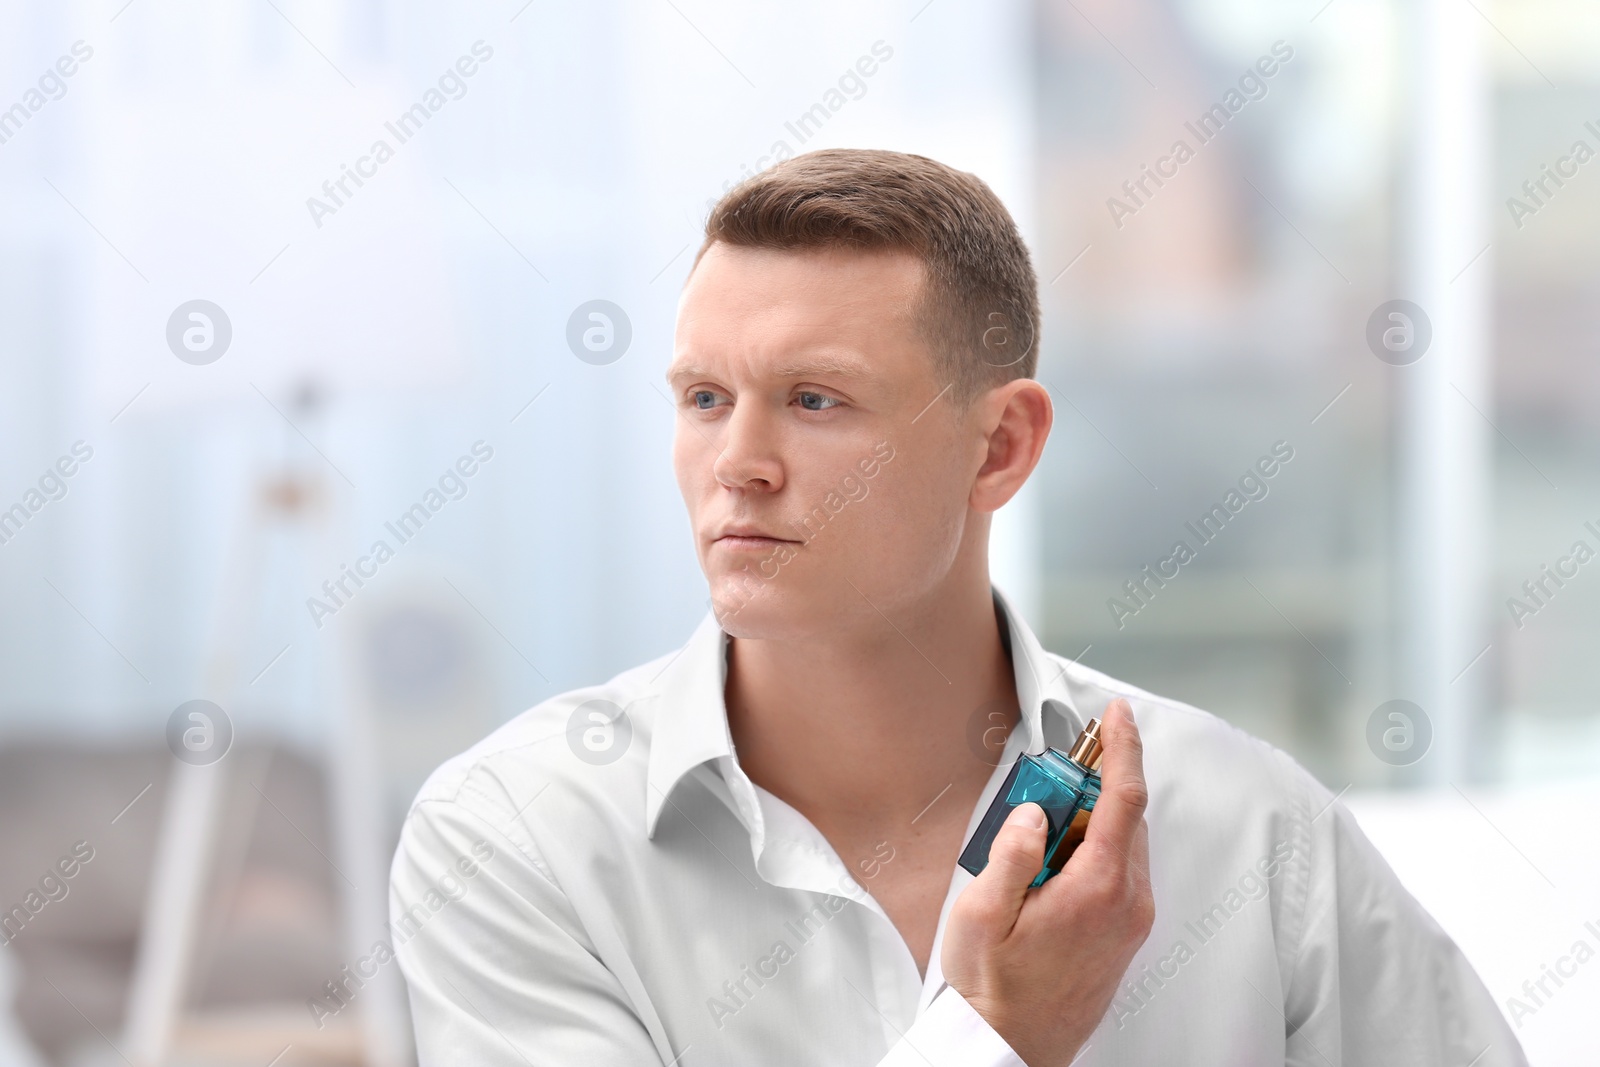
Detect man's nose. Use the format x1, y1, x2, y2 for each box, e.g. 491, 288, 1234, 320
712, 401, 784, 493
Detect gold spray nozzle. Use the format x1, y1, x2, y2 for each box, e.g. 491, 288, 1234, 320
1067, 717, 1103, 772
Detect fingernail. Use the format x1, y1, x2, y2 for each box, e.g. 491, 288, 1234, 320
1007, 802, 1046, 830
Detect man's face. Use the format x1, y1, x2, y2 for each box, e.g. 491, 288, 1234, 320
668, 242, 983, 640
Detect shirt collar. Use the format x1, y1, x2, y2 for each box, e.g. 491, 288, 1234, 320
644, 583, 1085, 840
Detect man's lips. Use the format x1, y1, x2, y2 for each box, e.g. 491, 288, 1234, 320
711, 529, 802, 551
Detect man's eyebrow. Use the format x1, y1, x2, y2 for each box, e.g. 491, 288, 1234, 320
770, 355, 873, 381
663, 363, 709, 383
664, 355, 872, 383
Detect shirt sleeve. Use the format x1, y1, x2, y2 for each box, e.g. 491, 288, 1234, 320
1281, 764, 1530, 1067
874, 986, 1027, 1067
390, 787, 677, 1066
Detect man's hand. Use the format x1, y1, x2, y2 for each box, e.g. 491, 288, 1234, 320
940, 698, 1155, 1067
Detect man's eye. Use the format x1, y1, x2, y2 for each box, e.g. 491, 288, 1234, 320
691, 390, 721, 410
797, 392, 839, 411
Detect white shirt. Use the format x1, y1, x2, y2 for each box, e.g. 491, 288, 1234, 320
389, 586, 1528, 1066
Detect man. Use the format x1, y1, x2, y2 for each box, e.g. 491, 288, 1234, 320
391, 149, 1525, 1065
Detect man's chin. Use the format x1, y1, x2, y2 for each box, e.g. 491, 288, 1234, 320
706, 577, 816, 640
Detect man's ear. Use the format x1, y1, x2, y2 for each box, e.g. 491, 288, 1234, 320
970, 379, 1052, 514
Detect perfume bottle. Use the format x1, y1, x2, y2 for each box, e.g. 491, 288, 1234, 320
958, 718, 1104, 887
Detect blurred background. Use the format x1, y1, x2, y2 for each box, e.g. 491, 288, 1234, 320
0, 0, 1595, 1063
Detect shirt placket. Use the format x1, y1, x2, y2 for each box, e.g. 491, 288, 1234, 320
721, 756, 926, 1051
719, 719, 1037, 1055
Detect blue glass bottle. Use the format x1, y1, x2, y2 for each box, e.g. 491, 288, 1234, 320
958, 718, 1104, 887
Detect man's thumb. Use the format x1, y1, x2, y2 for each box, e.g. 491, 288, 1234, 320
974, 801, 1047, 908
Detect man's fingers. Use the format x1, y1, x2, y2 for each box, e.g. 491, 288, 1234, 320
967, 801, 1047, 923
1086, 698, 1149, 860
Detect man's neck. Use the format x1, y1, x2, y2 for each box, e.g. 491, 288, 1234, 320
723, 573, 1021, 831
